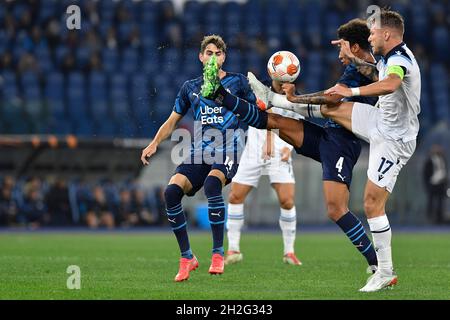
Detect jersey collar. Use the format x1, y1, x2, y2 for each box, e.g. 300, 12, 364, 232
383, 41, 406, 61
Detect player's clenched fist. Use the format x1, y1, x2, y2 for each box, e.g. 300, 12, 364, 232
281, 83, 296, 102
141, 143, 157, 165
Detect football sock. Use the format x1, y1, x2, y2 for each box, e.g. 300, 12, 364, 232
272, 93, 324, 118
164, 184, 192, 259
226, 203, 244, 252
336, 211, 378, 266
215, 85, 268, 129
368, 214, 393, 272
279, 206, 297, 255
204, 176, 226, 256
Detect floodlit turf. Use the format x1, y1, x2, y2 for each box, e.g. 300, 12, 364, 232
0, 231, 449, 300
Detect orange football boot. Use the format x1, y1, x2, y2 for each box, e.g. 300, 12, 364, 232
174, 256, 199, 282
208, 253, 224, 275
256, 98, 268, 111
283, 252, 302, 266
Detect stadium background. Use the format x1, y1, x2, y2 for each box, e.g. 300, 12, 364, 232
0, 0, 449, 229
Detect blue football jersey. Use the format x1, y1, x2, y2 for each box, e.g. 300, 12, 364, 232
325, 64, 378, 128
173, 72, 256, 162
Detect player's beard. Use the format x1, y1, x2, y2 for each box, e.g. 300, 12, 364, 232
371, 42, 382, 56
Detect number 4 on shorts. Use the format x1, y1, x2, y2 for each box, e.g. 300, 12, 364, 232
335, 157, 344, 173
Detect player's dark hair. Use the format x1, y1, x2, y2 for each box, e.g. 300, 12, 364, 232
379, 9, 405, 36
200, 34, 227, 53
337, 18, 371, 51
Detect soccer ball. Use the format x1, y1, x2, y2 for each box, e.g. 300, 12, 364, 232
267, 51, 301, 83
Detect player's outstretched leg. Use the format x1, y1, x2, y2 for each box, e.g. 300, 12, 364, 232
204, 175, 226, 275
247, 72, 325, 118
202, 59, 269, 130
165, 183, 198, 282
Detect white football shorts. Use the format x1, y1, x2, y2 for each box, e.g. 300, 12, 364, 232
233, 149, 295, 187
351, 102, 416, 193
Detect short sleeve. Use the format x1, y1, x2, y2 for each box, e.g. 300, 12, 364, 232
172, 81, 191, 116
386, 53, 413, 73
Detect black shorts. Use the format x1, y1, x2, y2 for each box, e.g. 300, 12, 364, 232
175, 161, 239, 197
294, 121, 361, 188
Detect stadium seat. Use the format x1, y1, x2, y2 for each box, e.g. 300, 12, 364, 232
432, 27, 449, 62
66, 72, 88, 123
76, 46, 91, 69
45, 72, 64, 101
116, 116, 138, 137
131, 74, 151, 121
74, 117, 95, 137
102, 48, 119, 74
55, 46, 69, 66
23, 85, 43, 119
20, 71, 39, 89
121, 48, 139, 75
94, 120, 117, 137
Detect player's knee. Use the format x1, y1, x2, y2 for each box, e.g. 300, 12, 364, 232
204, 176, 223, 199
326, 201, 347, 222
229, 191, 244, 204
364, 193, 383, 216
164, 184, 184, 205
279, 197, 294, 210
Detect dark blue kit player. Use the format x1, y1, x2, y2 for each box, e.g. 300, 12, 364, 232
202, 19, 382, 278
141, 35, 256, 282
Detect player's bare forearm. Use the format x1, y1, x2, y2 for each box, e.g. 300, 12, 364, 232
326, 74, 402, 98
152, 122, 174, 145
359, 74, 402, 96
286, 90, 341, 106
152, 112, 182, 145
141, 114, 180, 165
349, 56, 379, 81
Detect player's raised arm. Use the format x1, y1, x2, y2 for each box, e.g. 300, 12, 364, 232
141, 111, 183, 165
332, 39, 379, 81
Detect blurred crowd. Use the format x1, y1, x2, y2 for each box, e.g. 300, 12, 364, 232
0, 0, 449, 137
0, 175, 169, 229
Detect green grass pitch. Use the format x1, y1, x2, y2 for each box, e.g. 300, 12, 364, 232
0, 231, 449, 300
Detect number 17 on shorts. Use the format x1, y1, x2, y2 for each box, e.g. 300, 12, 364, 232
368, 154, 402, 193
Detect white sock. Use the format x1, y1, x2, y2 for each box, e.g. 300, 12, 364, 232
271, 93, 324, 118
368, 215, 393, 273
279, 206, 297, 255
226, 203, 244, 252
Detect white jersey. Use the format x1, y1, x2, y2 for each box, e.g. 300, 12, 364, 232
376, 42, 421, 142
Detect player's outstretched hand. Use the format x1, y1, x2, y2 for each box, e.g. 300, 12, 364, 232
281, 83, 296, 102
325, 84, 352, 97
331, 39, 355, 60
262, 139, 274, 160
141, 143, 157, 165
